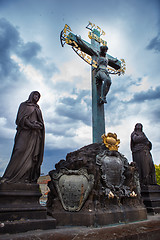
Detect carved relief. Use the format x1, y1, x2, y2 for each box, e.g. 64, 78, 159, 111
50, 168, 94, 211
96, 154, 125, 188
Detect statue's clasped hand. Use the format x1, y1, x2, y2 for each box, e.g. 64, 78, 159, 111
33, 121, 43, 129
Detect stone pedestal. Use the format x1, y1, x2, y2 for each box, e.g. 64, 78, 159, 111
47, 143, 147, 226
141, 185, 160, 214
48, 206, 147, 227
0, 182, 46, 221
0, 182, 56, 234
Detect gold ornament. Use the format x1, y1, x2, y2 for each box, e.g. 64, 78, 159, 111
108, 191, 114, 199
101, 133, 120, 151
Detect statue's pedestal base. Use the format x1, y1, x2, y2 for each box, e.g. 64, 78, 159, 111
141, 185, 160, 214
47, 143, 147, 227
0, 183, 56, 234
48, 206, 147, 227
0, 182, 46, 221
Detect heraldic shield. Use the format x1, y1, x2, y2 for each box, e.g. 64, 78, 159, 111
96, 152, 126, 190
50, 168, 94, 212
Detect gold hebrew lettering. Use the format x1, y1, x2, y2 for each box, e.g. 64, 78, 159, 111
88, 21, 92, 27
73, 41, 78, 48
92, 60, 97, 68
79, 51, 86, 59
86, 55, 92, 64
97, 26, 101, 32
88, 31, 92, 39
65, 39, 73, 45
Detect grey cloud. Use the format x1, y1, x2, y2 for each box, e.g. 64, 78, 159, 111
52, 78, 88, 95
0, 19, 24, 123
42, 147, 74, 173
0, 18, 20, 81
60, 96, 77, 106
51, 128, 75, 138
55, 89, 91, 126
17, 42, 41, 62
0, 18, 20, 50
105, 84, 160, 128
0, 137, 13, 176
0, 18, 57, 83
105, 94, 129, 126
56, 104, 91, 126
129, 86, 160, 103
148, 100, 160, 122
43, 89, 91, 139
60, 89, 91, 106
146, 33, 160, 52
112, 76, 142, 94
17, 41, 58, 78
151, 108, 160, 121
46, 120, 78, 138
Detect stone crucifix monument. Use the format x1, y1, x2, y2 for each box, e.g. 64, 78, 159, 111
60, 22, 126, 143
46, 23, 147, 227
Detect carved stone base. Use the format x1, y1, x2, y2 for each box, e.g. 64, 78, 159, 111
48, 206, 147, 227
0, 182, 56, 234
141, 185, 160, 214
47, 143, 147, 227
0, 182, 46, 221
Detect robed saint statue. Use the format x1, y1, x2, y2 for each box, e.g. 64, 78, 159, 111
1, 91, 45, 183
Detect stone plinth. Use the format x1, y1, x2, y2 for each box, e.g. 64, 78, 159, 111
0, 182, 56, 234
48, 206, 147, 227
141, 184, 160, 214
47, 143, 147, 226
0, 182, 46, 221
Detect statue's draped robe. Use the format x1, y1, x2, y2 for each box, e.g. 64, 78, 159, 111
131, 131, 156, 185
2, 100, 44, 183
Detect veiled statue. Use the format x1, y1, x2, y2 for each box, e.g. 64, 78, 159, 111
130, 123, 156, 186
1, 91, 45, 183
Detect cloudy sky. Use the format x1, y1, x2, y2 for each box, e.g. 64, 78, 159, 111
0, 0, 160, 176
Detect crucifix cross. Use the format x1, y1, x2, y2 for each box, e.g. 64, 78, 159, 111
60, 22, 125, 143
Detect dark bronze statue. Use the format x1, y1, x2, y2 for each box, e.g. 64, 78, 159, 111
130, 123, 156, 186
1, 91, 45, 183
95, 45, 112, 104
76, 37, 112, 104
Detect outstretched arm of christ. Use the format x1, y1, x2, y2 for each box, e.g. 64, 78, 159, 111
76, 36, 120, 70
75, 35, 99, 57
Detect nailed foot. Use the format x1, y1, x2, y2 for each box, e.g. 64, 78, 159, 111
99, 97, 107, 104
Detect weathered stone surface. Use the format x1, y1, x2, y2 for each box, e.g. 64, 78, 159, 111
141, 184, 160, 214
0, 183, 56, 234
0, 183, 46, 221
51, 168, 94, 211
0, 218, 56, 235
47, 143, 147, 226
1, 214, 160, 240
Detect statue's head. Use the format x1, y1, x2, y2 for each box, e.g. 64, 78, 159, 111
134, 123, 143, 132
100, 45, 108, 57
28, 91, 41, 104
